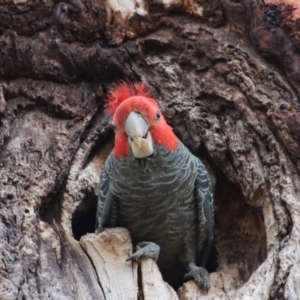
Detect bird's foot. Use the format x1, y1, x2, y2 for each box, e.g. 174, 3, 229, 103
126, 241, 160, 262
184, 265, 210, 293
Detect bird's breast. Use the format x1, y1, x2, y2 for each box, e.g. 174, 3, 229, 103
107, 142, 198, 246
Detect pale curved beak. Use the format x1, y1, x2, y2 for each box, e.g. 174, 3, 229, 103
125, 111, 154, 158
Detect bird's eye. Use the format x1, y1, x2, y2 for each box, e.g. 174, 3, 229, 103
155, 111, 161, 119
129, 137, 134, 142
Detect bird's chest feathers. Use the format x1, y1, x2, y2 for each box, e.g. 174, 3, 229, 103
110, 146, 197, 200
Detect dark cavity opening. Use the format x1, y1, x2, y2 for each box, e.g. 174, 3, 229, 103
196, 145, 267, 289
214, 168, 267, 289
72, 191, 98, 241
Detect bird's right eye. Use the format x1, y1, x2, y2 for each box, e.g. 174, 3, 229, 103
155, 111, 161, 120
129, 137, 134, 142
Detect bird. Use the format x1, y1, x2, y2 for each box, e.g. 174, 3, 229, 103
95, 82, 214, 292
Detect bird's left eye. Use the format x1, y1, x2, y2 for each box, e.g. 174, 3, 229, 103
155, 111, 161, 119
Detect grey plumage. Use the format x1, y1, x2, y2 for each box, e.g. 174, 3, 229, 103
96, 141, 213, 290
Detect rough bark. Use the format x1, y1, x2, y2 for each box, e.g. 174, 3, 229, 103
1, 0, 300, 299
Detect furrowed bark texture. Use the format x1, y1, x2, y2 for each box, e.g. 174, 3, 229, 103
1, 0, 300, 299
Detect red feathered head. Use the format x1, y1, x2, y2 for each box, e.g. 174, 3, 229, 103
105, 82, 151, 115
105, 82, 178, 157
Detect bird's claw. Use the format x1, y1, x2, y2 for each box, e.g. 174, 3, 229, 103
126, 241, 160, 262
184, 266, 210, 293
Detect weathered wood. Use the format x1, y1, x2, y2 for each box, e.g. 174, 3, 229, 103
178, 273, 227, 300
140, 258, 179, 300
80, 229, 138, 300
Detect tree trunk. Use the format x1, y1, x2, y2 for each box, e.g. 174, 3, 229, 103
1, 0, 300, 299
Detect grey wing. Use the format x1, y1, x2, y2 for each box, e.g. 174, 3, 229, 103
95, 166, 117, 233
195, 160, 214, 267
